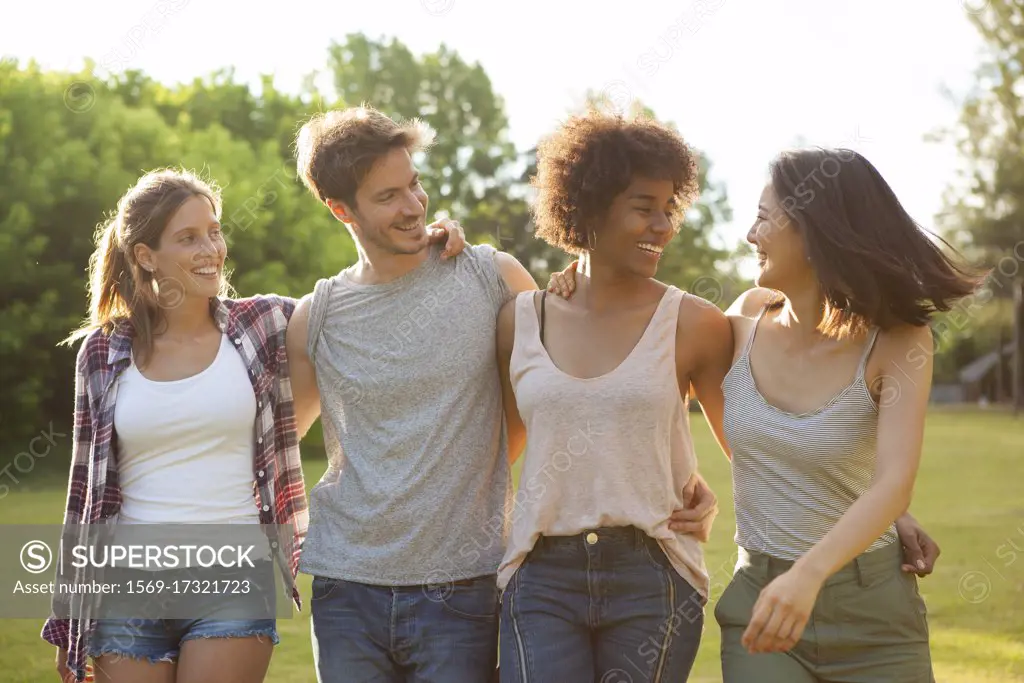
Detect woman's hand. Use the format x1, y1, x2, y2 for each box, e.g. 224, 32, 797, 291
895, 512, 940, 576
427, 218, 467, 259
55, 648, 76, 682
54, 648, 93, 682
741, 566, 823, 654
545, 260, 579, 299
669, 472, 719, 542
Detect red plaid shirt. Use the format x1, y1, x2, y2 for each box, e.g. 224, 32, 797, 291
41, 295, 309, 681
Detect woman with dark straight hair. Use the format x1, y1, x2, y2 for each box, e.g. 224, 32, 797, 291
713, 148, 980, 682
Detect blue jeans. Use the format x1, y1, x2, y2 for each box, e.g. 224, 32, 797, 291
500, 526, 705, 683
310, 574, 500, 683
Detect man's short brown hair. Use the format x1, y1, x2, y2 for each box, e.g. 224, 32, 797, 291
295, 105, 435, 207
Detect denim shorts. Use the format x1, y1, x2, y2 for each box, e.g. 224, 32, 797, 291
89, 558, 280, 662
89, 617, 279, 663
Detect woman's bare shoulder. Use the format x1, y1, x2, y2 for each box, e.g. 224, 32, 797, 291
726, 287, 775, 319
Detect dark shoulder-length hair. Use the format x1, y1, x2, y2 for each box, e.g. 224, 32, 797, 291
768, 148, 983, 337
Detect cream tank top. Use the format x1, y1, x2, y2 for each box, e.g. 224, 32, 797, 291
497, 286, 709, 598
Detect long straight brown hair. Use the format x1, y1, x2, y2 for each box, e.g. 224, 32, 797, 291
64, 169, 228, 363
768, 148, 984, 338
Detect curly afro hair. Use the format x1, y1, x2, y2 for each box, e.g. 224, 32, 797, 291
531, 110, 701, 254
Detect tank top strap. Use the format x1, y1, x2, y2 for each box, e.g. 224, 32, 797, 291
513, 290, 544, 350
630, 286, 685, 357
661, 286, 686, 330
739, 302, 771, 360
855, 326, 881, 379
307, 275, 336, 364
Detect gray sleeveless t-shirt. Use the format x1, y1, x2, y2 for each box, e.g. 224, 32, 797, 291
297, 243, 514, 585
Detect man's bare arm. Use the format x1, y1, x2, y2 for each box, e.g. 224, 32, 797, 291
496, 299, 527, 464
496, 251, 539, 295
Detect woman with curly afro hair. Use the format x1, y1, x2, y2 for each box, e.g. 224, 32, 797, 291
494, 110, 733, 682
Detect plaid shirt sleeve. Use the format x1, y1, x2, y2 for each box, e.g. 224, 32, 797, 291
239, 295, 308, 601
41, 336, 98, 652
267, 295, 308, 586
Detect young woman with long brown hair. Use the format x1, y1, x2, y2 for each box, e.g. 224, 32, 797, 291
42, 168, 464, 683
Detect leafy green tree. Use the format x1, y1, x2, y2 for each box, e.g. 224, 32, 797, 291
0, 36, 742, 455
326, 34, 518, 240
939, 1, 1024, 405
0, 61, 184, 444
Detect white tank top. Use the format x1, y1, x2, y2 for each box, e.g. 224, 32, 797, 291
113, 333, 259, 526
498, 287, 709, 597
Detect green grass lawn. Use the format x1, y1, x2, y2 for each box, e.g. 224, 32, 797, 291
2, 408, 1023, 682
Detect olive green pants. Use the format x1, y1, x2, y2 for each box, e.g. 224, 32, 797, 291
715, 542, 934, 682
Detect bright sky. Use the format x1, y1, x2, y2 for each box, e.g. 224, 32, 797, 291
3, 0, 986, 261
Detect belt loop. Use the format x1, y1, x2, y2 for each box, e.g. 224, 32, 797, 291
633, 526, 645, 551
854, 555, 867, 587
737, 547, 758, 578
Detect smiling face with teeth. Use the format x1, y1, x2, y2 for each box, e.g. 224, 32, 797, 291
746, 184, 816, 292
134, 194, 227, 303
588, 176, 677, 279
330, 147, 430, 259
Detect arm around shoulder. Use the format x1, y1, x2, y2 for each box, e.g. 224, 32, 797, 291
495, 251, 539, 296
285, 295, 321, 438
677, 294, 734, 459
496, 297, 527, 465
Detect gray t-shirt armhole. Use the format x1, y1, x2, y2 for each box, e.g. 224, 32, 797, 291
306, 276, 336, 364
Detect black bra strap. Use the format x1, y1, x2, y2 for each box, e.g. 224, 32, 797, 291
540, 291, 547, 347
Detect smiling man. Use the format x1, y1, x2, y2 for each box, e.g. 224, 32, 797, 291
285, 106, 540, 683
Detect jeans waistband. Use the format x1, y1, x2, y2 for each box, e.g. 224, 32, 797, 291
536, 525, 651, 551
737, 541, 902, 588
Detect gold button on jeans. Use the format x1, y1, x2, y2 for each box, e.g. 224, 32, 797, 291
585, 532, 599, 545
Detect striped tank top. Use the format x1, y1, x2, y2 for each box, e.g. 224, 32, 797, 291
721, 305, 898, 560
